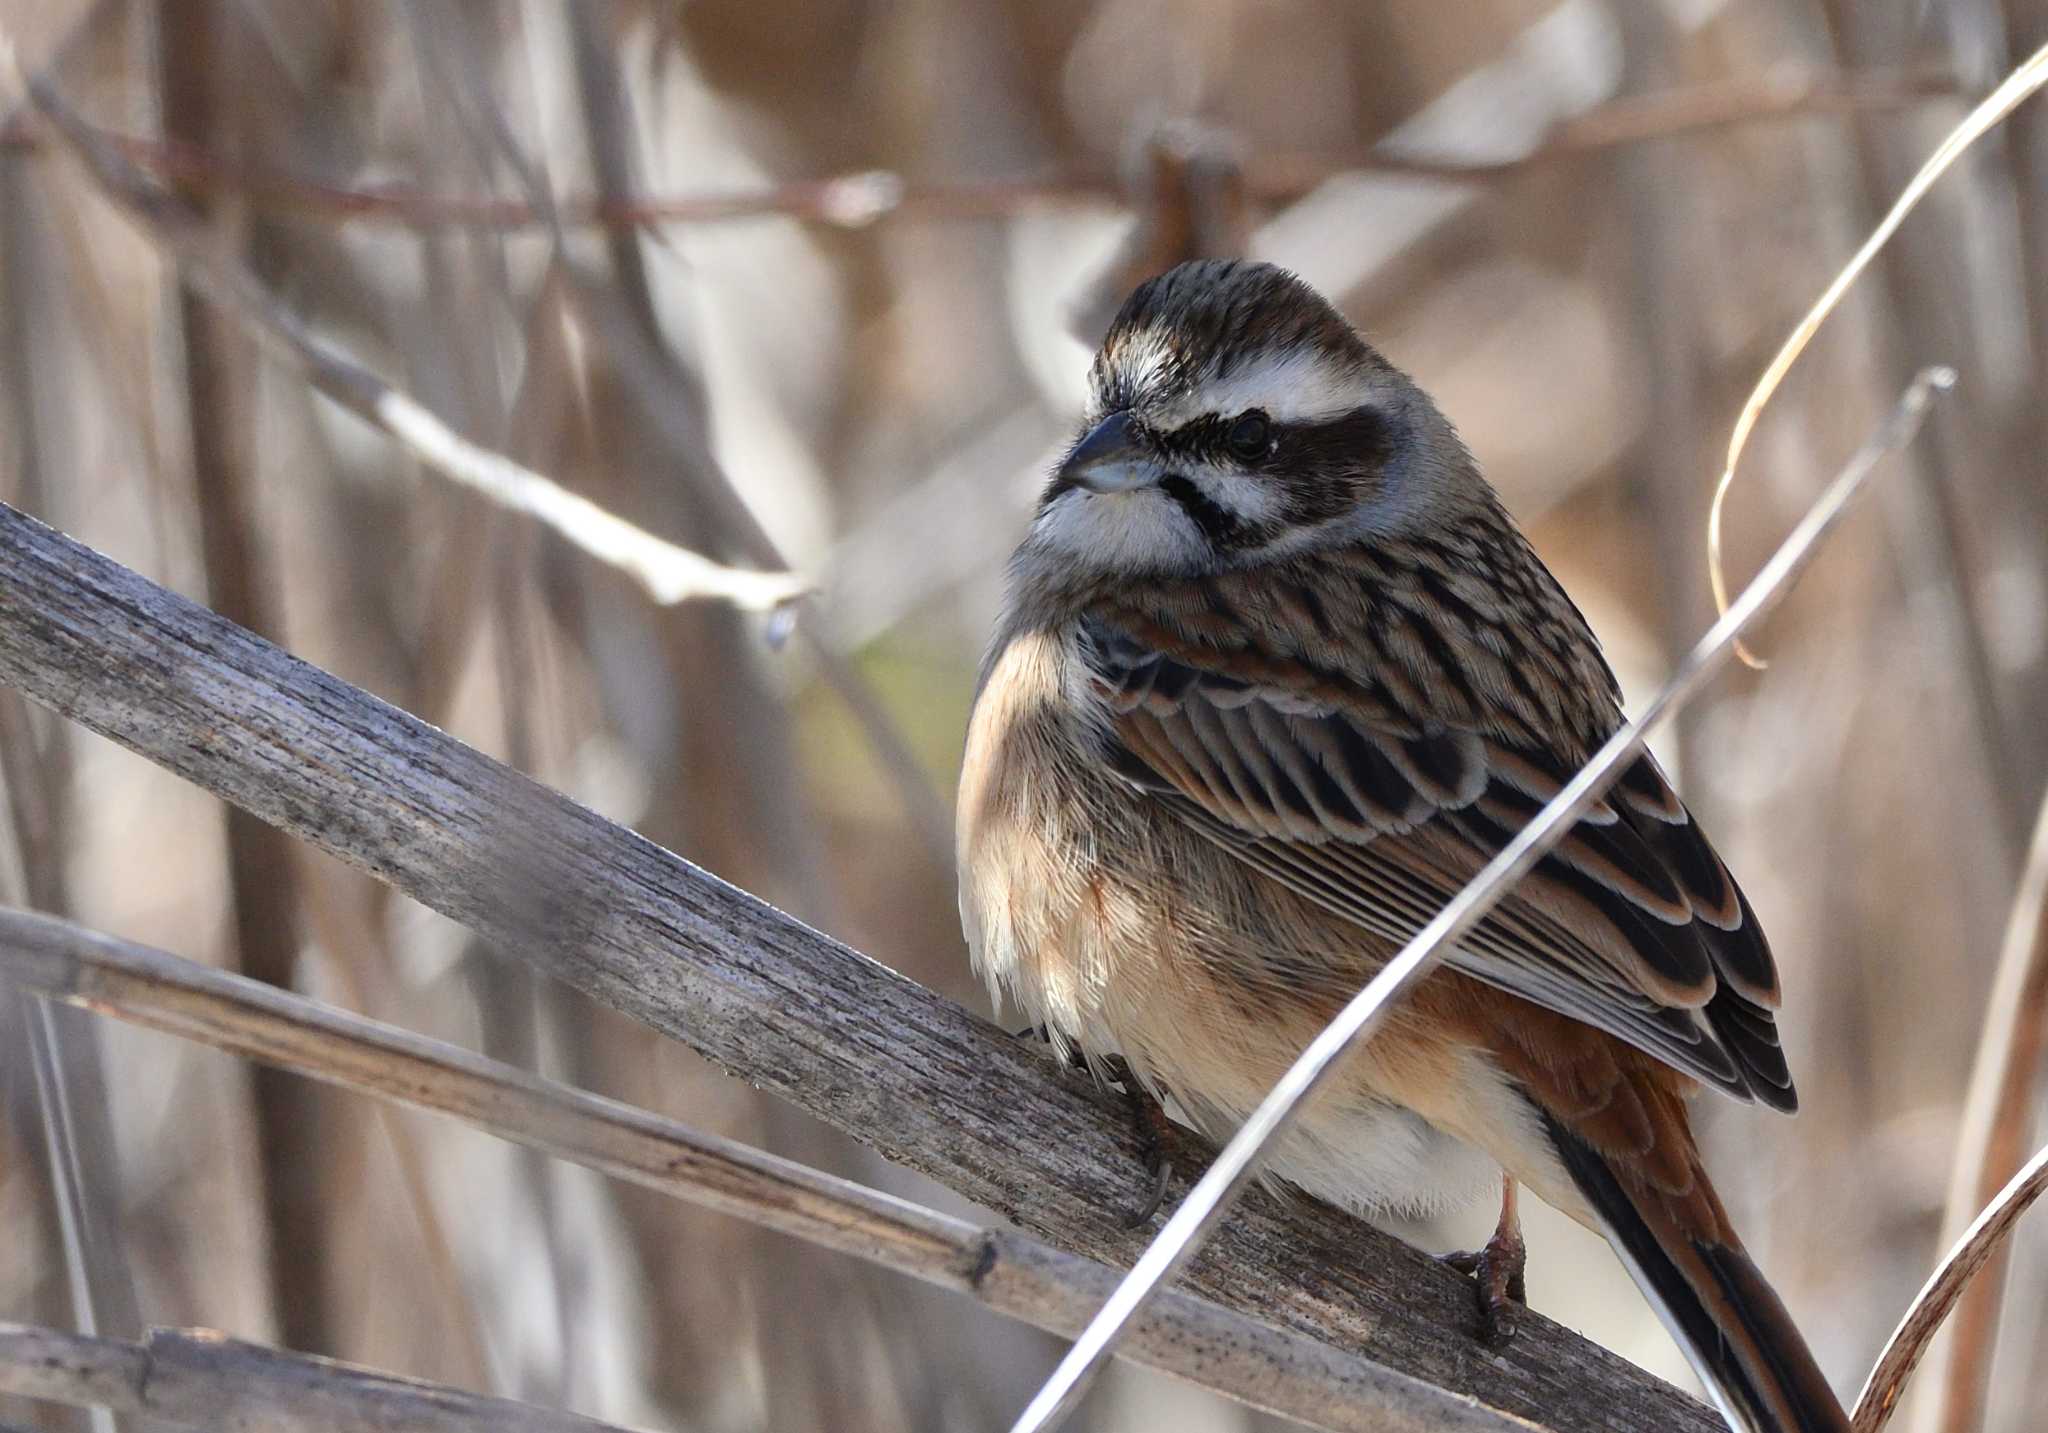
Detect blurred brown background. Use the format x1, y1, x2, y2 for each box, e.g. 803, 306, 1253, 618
1, 1, 2045, 1429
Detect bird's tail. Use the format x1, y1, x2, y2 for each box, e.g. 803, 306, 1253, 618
1540, 1110, 1849, 1433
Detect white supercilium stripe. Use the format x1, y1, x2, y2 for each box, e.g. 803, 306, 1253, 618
1154, 347, 1380, 428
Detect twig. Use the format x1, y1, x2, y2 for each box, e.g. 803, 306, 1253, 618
0, 0, 118, 134
15, 1000, 118, 1433
153, 8, 342, 1361
1707, 40, 2048, 666
1853, 1143, 2048, 1431
0, 1322, 630, 1433
1009, 368, 1955, 1433
15, 68, 811, 619
1069, 123, 1248, 342
471, 24, 957, 873
1810, 2, 2033, 891
0, 102, 143, 1433
1913, 786, 2048, 1429
0, 68, 1963, 228
0, 502, 1721, 1431
0, 906, 1530, 1433
373, 351, 807, 609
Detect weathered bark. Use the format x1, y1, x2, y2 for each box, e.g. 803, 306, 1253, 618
0, 1323, 627, 1433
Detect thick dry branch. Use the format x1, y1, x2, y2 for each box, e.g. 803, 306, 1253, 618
0, 1322, 629, 1432
0, 504, 1716, 1432
0, 907, 1520, 1433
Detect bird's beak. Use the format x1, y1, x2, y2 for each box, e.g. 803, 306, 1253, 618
1057, 411, 1155, 494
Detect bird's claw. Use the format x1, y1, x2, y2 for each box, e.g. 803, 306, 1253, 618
1101, 1055, 1177, 1228
1442, 1228, 1528, 1349
1011, 1032, 1186, 1228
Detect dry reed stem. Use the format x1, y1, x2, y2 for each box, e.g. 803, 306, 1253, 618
13, 65, 812, 620
447, 36, 956, 868
154, 10, 345, 1360
1854, 1144, 2048, 1431
0, 1322, 632, 1433
0, 905, 1530, 1433
1706, 40, 2048, 666
1910, 789, 2048, 1432
0, 81, 146, 1430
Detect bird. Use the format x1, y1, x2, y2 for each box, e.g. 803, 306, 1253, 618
956, 258, 1847, 1433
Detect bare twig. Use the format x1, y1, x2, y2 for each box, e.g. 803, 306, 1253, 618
1707, 40, 2048, 666
0, 905, 1529, 1433
1853, 1143, 2048, 1431
466, 24, 956, 874
1913, 787, 2048, 1429
0, 502, 1722, 1431
1815, 0, 2036, 890
0, 67, 1964, 228
1011, 368, 1955, 1432
370, 391, 810, 611
16, 69, 811, 619
1069, 123, 1249, 343
0, 1322, 631, 1433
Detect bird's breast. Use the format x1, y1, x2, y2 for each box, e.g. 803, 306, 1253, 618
956, 623, 1539, 1220
957, 625, 1143, 1054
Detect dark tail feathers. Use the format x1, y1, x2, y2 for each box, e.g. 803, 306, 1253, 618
1542, 1111, 1849, 1433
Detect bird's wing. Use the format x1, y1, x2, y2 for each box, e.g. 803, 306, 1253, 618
1078, 607, 1795, 1110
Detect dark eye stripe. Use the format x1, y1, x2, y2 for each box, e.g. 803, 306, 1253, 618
1147, 401, 1390, 536
1268, 405, 1391, 523
1266, 406, 1389, 478
1158, 403, 1386, 470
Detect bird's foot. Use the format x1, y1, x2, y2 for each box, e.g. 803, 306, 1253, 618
1009, 1028, 1196, 1228
1099, 1055, 1179, 1228
1441, 1226, 1527, 1348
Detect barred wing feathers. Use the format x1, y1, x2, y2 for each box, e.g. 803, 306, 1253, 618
1079, 598, 1794, 1112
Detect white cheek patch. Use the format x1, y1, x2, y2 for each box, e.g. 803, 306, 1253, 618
1153, 347, 1380, 427
1031, 488, 1208, 572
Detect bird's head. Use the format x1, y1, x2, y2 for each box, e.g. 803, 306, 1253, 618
1025, 260, 1481, 583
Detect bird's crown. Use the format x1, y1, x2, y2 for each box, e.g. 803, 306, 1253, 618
1091, 259, 1379, 421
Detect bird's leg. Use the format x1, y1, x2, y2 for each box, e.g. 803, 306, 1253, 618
1097, 1055, 1177, 1228
1009, 1026, 1181, 1227
1441, 1174, 1528, 1347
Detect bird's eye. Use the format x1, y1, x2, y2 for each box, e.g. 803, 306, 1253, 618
1226, 410, 1271, 462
